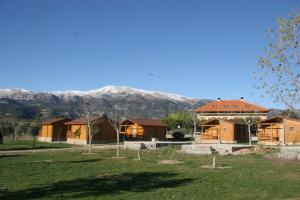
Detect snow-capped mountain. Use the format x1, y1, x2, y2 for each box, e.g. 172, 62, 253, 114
51, 86, 192, 102
0, 86, 210, 120
0, 88, 32, 96
0, 88, 34, 100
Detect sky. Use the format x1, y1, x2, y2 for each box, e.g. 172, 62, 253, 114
0, 0, 299, 108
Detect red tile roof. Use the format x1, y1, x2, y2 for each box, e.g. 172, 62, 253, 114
195, 100, 270, 113
121, 119, 167, 127
42, 118, 70, 125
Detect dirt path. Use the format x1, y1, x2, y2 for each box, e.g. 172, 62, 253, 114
0, 145, 117, 155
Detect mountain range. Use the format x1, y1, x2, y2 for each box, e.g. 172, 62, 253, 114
0, 86, 211, 121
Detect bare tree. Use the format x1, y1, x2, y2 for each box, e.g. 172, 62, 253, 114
189, 107, 198, 143
255, 10, 300, 113
240, 101, 261, 145
80, 98, 102, 154
107, 105, 126, 158
242, 116, 258, 146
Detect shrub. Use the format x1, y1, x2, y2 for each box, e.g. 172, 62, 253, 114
172, 131, 185, 140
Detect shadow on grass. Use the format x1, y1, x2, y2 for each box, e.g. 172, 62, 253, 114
0, 146, 69, 151
1, 172, 193, 199
69, 158, 103, 163
0, 154, 26, 158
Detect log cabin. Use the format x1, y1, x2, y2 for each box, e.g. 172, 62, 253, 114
257, 116, 300, 145
65, 116, 116, 145
120, 119, 167, 141
38, 118, 71, 142
195, 98, 270, 121
198, 119, 249, 143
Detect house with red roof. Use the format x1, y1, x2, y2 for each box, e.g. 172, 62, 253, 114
195, 98, 270, 121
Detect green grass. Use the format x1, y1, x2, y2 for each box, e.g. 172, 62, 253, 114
1, 146, 300, 199
0, 140, 75, 151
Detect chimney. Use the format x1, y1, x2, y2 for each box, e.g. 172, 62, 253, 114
240, 97, 244, 101
217, 98, 221, 101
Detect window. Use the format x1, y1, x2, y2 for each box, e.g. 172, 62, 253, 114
132, 128, 137, 137
289, 127, 295, 132
223, 128, 228, 132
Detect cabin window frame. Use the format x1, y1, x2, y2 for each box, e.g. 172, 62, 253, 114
289, 127, 295, 132
223, 127, 228, 132
131, 127, 137, 138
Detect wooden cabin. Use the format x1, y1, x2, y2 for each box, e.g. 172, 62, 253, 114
65, 116, 116, 145
38, 118, 71, 142
199, 119, 249, 143
120, 119, 167, 141
258, 116, 300, 145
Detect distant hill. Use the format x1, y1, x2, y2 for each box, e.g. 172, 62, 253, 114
0, 86, 211, 121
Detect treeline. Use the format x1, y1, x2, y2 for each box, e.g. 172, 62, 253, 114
0, 120, 40, 143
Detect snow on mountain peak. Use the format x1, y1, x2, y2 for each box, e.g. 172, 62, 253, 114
0, 86, 193, 102
0, 88, 32, 96
51, 85, 192, 102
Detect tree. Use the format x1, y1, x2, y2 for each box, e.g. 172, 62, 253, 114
255, 10, 300, 113
107, 105, 125, 158
28, 108, 43, 148
0, 121, 14, 144
13, 122, 30, 141
162, 111, 194, 134
280, 109, 299, 119
242, 116, 259, 145
81, 98, 102, 154
189, 108, 199, 143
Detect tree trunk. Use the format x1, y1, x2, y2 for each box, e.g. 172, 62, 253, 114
248, 125, 252, 145
193, 121, 197, 144
212, 156, 216, 168
137, 149, 141, 160
33, 136, 37, 148
116, 130, 120, 158
88, 125, 92, 154
14, 129, 17, 141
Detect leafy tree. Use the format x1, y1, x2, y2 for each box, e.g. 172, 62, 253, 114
172, 131, 185, 140
255, 10, 300, 114
27, 107, 43, 148
162, 111, 197, 134
0, 121, 14, 144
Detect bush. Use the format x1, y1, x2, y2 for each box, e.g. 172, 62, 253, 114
172, 131, 185, 140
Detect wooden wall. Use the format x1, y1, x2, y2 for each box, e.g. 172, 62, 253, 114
39, 125, 53, 138
202, 122, 248, 142
92, 120, 116, 142
124, 123, 166, 141
284, 120, 300, 143
143, 126, 166, 141
259, 119, 300, 144
52, 119, 70, 141
67, 120, 116, 143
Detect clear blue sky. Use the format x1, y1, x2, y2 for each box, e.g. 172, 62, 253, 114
0, 0, 299, 108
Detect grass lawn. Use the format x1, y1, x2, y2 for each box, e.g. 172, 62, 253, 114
0, 140, 75, 151
1, 146, 300, 199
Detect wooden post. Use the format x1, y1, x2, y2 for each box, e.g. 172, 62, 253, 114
271, 124, 273, 142
117, 129, 120, 158
212, 156, 216, 168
